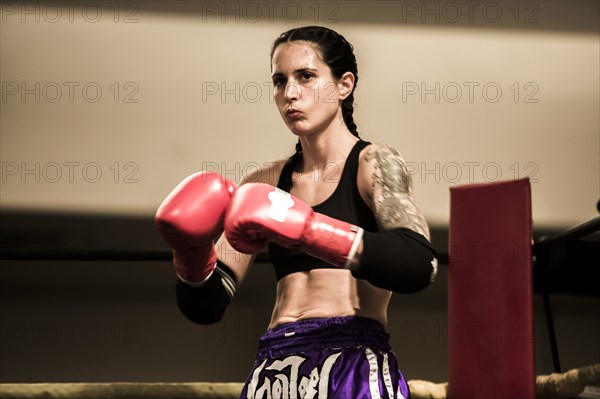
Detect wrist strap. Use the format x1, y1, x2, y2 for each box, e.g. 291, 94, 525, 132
344, 227, 364, 270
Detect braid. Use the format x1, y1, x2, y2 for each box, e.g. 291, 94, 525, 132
290, 139, 302, 169
342, 93, 359, 137
295, 140, 302, 153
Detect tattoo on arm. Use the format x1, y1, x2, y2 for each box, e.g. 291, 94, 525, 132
365, 145, 431, 240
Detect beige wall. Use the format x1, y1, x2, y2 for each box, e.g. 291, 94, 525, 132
1, 1, 598, 228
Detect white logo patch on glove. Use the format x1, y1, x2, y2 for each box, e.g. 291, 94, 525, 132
267, 188, 295, 223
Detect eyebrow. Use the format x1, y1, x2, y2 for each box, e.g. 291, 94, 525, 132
271, 67, 318, 79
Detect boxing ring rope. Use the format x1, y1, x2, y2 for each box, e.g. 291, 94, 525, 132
535, 216, 600, 251
0, 364, 598, 398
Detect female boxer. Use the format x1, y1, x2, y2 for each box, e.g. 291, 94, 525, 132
156, 26, 438, 399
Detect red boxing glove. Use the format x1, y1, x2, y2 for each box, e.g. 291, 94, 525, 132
224, 183, 363, 268
155, 172, 235, 284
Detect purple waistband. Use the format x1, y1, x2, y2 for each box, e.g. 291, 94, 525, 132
256, 316, 391, 359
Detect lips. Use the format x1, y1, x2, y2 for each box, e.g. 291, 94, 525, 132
286, 108, 302, 119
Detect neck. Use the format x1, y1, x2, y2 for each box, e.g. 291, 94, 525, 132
298, 123, 359, 168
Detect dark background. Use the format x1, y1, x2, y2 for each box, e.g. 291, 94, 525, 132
1, 211, 598, 384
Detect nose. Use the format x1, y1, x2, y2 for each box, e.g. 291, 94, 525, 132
284, 81, 301, 102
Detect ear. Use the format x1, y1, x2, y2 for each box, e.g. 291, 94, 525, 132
338, 72, 355, 101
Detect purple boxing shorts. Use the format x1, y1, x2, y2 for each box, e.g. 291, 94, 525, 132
240, 316, 410, 399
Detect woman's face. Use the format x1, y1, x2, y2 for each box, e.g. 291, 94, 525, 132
271, 41, 344, 137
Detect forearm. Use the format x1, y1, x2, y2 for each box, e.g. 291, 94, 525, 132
347, 228, 438, 293
175, 260, 237, 324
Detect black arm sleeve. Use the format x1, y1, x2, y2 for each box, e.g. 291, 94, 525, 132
352, 227, 438, 294
175, 260, 237, 324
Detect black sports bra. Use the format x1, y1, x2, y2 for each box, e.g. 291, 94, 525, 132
268, 140, 380, 280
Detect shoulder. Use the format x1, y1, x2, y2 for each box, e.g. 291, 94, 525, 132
358, 143, 409, 168
239, 158, 288, 187
357, 143, 413, 207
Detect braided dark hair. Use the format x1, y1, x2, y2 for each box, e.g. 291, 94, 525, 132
271, 26, 360, 156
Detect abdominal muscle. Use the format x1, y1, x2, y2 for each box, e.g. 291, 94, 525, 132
268, 268, 392, 330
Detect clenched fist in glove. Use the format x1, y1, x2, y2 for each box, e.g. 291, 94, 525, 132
155, 172, 235, 284
224, 183, 363, 269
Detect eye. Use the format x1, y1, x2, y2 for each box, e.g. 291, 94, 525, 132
300, 73, 314, 81
272, 77, 286, 87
